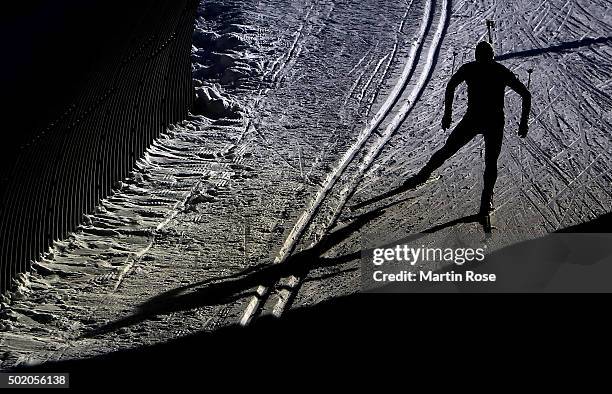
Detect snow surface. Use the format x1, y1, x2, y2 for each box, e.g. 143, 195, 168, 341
1, 0, 610, 367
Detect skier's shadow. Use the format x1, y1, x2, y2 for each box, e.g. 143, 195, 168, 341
84, 210, 384, 338
83, 209, 612, 336
87, 209, 482, 338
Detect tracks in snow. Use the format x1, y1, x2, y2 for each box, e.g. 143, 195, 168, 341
239, 0, 450, 325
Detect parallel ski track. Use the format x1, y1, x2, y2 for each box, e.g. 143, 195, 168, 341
240, 0, 450, 325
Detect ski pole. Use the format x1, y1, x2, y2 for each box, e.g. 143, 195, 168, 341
486, 19, 495, 46
527, 68, 534, 89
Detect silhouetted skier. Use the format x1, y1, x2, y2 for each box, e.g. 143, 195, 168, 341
406, 41, 531, 220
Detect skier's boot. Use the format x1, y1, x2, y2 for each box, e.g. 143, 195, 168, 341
478, 199, 494, 232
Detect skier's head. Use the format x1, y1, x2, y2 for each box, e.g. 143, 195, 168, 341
475, 41, 494, 62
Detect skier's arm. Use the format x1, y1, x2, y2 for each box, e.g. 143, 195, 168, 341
443, 66, 466, 129
507, 72, 532, 137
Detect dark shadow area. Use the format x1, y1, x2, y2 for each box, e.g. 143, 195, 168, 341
15, 291, 603, 387
90, 208, 611, 339
0, 1, 199, 292
375, 212, 612, 293
556, 211, 612, 233
2, 2, 133, 146
11, 214, 610, 386
496, 36, 612, 61
84, 210, 383, 337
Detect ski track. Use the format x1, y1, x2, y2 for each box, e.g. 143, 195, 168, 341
270, 0, 450, 317
240, 0, 451, 323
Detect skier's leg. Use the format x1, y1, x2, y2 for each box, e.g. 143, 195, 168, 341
480, 126, 503, 215
415, 118, 477, 181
